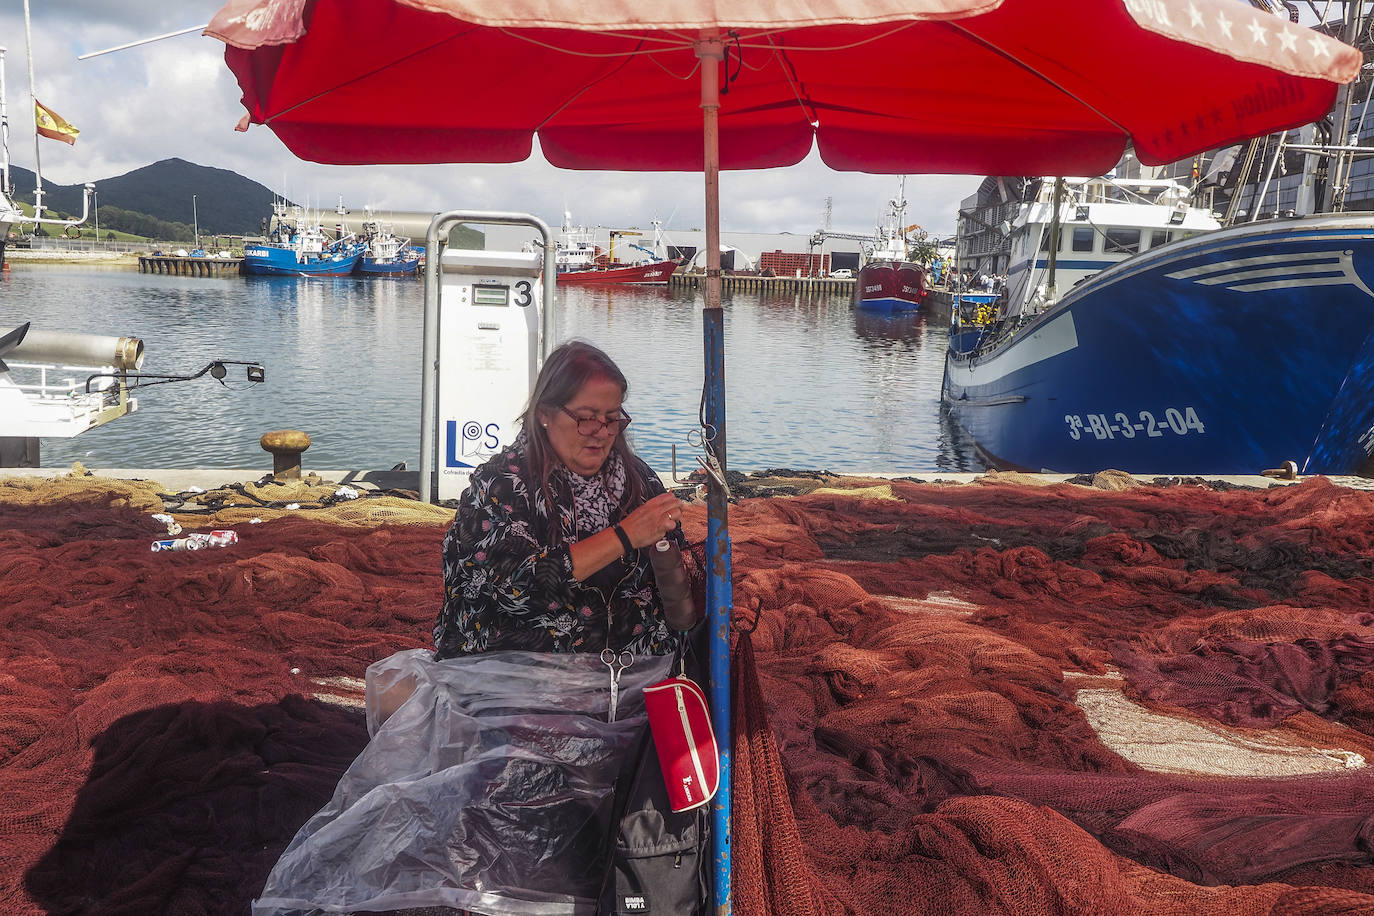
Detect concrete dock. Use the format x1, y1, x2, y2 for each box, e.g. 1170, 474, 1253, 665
5, 465, 1367, 497
670, 271, 855, 295
137, 255, 243, 277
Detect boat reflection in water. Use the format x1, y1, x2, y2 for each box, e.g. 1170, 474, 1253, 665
849, 307, 985, 473
853, 308, 925, 344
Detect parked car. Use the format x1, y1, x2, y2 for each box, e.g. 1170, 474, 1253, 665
831, 268, 854, 279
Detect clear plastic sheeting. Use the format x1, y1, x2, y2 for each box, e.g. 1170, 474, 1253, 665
254, 648, 672, 916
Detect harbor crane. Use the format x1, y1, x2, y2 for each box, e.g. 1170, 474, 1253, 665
807, 228, 878, 277
607, 229, 642, 263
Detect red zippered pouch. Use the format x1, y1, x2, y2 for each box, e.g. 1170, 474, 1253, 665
643, 675, 719, 812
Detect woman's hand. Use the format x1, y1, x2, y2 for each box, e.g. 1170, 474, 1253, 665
619, 492, 685, 548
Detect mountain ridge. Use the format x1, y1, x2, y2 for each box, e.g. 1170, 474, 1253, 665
7, 158, 282, 236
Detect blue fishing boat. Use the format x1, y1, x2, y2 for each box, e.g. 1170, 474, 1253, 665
358, 211, 422, 277
943, 174, 1374, 476
242, 201, 363, 277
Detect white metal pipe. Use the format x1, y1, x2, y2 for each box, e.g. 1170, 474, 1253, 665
77, 24, 209, 61
10, 329, 144, 370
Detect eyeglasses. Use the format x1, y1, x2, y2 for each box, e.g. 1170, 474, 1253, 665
558, 405, 632, 436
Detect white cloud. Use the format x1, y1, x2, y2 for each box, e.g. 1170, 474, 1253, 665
3, 1, 980, 235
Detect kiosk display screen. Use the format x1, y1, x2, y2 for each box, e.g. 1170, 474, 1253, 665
473, 285, 509, 307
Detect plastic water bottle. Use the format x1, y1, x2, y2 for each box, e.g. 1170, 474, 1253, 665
198, 530, 240, 547
650, 539, 697, 631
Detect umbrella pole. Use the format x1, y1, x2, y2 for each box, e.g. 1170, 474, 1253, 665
696, 34, 731, 916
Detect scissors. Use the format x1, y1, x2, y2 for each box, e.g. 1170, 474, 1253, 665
601, 647, 634, 722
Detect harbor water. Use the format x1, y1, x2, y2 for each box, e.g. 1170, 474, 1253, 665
3, 266, 986, 474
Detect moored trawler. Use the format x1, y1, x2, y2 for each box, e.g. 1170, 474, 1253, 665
943, 174, 1374, 476
357, 211, 422, 277
855, 176, 929, 312
557, 258, 677, 284
856, 261, 927, 312
553, 213, 678, 284
241, 200, 364, 277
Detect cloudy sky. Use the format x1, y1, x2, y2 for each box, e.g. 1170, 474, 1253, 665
0, 1, 981, 238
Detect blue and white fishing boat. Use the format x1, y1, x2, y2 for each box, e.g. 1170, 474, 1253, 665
942, 174, 1374, 476
358, 210, 422, 277
242, 201, 363, 277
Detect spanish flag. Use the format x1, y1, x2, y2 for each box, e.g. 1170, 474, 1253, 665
34, 100, 78, 145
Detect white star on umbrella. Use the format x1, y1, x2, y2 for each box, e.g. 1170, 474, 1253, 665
1310, 35, 1331, 58
1217, 11, 1233, 39
1247, 20, 1267, 45
1188, 2, 1203, 27
1278, 28, 1297, 53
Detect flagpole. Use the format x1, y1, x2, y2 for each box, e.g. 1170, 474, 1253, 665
0, 47, 10, 199
22, 0, 42, 218
694, 32, 731, 916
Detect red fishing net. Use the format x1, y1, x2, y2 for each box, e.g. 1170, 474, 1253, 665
0, 486, 439, 915
730, 477, 1374, 914
4, 474, 1374, 914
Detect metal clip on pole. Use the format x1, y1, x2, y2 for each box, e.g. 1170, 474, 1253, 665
695, 454, 730, 499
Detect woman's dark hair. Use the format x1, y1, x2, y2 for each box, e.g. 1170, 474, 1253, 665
521, 340, 646, 515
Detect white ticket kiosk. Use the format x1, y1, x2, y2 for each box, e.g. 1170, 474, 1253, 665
436, 249, 543, 501
418, 211, 556, 503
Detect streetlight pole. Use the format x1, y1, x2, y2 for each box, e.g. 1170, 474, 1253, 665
93, 190, 98, 240
192, 194, 199, 248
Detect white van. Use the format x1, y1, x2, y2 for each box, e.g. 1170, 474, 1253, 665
831, 268, 854, 279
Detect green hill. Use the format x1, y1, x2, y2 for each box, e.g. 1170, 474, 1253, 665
5, 158, 484, 248
7, 158, 280, 235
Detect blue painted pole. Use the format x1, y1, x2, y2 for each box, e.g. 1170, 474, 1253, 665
703, 305, 732, 916
695, 34, 731, 915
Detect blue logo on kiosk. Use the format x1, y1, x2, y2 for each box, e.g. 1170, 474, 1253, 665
445, 419, 501, 468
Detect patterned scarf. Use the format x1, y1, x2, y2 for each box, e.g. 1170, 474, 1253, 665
555, 448, 628, 538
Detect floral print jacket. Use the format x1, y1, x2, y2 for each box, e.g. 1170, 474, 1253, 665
434, 437, 683, 658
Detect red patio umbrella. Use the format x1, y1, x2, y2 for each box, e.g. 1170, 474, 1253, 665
205, 1, 1357, 910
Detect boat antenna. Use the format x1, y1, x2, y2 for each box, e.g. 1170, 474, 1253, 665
1251, 130, 1290, 221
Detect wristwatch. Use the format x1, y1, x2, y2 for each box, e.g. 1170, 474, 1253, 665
612, 524, 635, 561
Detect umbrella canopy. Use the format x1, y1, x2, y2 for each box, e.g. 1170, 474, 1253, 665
206, 3, 1358, 912
210, 0, 1356, 174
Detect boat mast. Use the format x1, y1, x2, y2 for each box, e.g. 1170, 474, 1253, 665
894, 175, 907, 259
1042, 177, 1065, 306
1325, 2, 1367, 213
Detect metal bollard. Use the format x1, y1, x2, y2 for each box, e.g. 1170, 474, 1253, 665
260, 429, 311, 479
